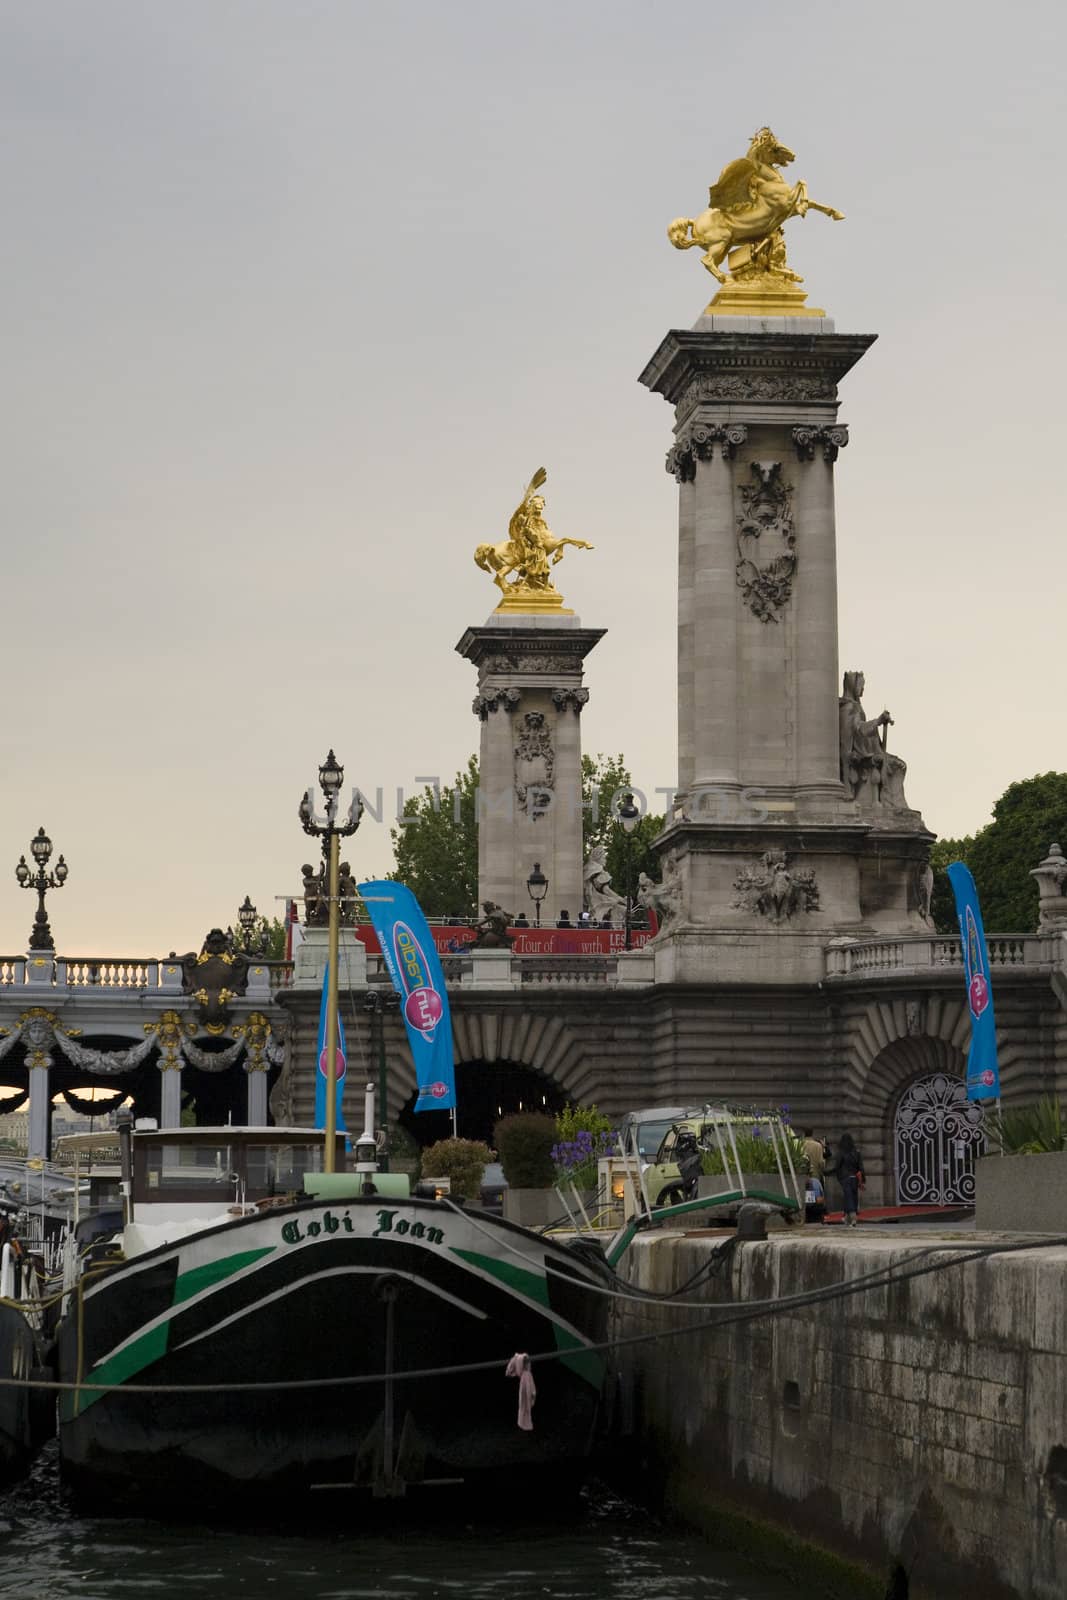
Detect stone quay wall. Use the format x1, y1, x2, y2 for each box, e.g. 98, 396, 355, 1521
615, 1231, 1067, 1599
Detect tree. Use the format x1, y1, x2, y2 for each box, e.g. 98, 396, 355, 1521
225, 911, 286, 958
582, 752, 664, 895
930, 773, 1067, 934
389, 757, 479, 919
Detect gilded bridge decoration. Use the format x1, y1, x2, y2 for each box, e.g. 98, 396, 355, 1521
668, 127, 843, 316
474, 468, 593, 615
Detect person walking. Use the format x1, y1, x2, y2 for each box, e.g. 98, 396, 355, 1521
800, 1127, 826, 1184
830, 1132, 864, 1226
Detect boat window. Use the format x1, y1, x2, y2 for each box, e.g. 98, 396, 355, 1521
245, 1144, 322, 1196
143, 1145, 234, 1191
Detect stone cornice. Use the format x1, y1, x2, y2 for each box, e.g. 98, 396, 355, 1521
455, 625, 606, 670
639, 330, 877, 417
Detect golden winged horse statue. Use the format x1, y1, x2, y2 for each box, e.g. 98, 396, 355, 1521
474, 468, 593, 612
668, 128, 843, 313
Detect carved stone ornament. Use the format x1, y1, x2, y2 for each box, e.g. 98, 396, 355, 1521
792, 424, 849, 463
483, 654, 575, 675
514, 711, 555, 807
473, 687, 522, 720
675, 372, 836, 421
233, 1011, 273, 1072
1032, 843, 1067, 930
550, 687, 589, 715
180, 929, 250, 1034
735, 461, 796, 623
666, 422, 749, 483
53, 1032, 157, 1077
144, 1009, 197, 1070
732, 850, 820, 922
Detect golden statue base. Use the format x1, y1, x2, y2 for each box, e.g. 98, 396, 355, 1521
493, 587, 574, 616
706, 272, 826, 318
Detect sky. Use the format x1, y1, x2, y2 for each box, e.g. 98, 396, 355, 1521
1, 0, 1063, 956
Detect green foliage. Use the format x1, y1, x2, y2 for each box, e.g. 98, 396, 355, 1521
929, 773, 1067, 934
985, 1097, 1066, 1155
387, 1122, 422, 1180
494, 1113, 556, 1188
581, 753, 664, 898
225, 913, 286, 959
419, 1136, 492, 1201
554, 1102, 614, 1142
700, 1130, 805, 1176
389, 757, 480, 920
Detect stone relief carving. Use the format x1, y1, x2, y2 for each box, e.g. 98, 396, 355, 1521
550, 687, 589, 715
675, 372, 836, 420
792, 424, 849, 463
473, 687, 522, 720
666, 422, 749, 482
732, 850, 820, 922
483, 654, 575, 674
1032, 843, 1067, 929
637, 860, 685, 938
735, 461, 796, 622
514, 711, 554, 808
839, 671, 916, 813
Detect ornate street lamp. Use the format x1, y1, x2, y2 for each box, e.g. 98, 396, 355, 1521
526, 861, 549, 928
237, 895, 259, 952
363, 988, 401, 1172
299, 751, 363, 1172
15, 827, 69, 952
615, 793, 641, 952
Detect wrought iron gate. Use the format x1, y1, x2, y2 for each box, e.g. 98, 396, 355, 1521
894, 1072, 985, 1204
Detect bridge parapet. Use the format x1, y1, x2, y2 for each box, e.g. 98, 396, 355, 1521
825, 932, 1061, 981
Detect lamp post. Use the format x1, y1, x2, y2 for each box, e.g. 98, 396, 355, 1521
237, 895, 259, 952
615, 793, 641, 952
299, 750, 363, 1172
15, 827, 68, 952
526, 861, 548, 928
363, 988, 400, 1172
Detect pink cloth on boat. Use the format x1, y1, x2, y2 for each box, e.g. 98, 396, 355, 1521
505, 1352, 536, 1430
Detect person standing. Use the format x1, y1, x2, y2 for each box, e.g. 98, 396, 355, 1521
801, 1127, 826, 1184
830, 1132, 864, 1227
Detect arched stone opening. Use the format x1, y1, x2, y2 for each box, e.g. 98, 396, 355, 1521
397, 1059, 568, 1149
851, 1034, 972, 1206
892, 1068, 985, 1204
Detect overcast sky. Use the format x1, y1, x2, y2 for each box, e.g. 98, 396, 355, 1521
1, 1, 1063, 956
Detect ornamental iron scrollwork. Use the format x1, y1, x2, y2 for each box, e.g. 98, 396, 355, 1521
735, 461, 796, 622
894, 1073, 985, 1204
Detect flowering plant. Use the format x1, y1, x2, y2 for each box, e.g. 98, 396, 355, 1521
551, 1128, 618, 1191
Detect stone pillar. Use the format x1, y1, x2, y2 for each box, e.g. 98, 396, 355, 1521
456, 617, 604, 924
159, 1063, 183, 1128
642, 322, 873, 823
246, 1065, 269, 1125
27, 1060, 51, 1160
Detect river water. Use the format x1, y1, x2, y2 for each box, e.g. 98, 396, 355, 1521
1, 1448, 804, 1600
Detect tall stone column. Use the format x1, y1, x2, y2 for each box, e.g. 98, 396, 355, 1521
456, 619, 604, 925
641, 318, 931, 976
27, 1060, 51, 1160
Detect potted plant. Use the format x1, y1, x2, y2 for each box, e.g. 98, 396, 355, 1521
495, 1113, 557, 1228
975, 1097, 1067, 1230
419, 1137, 492, 1203
551, 1104, 618, 1222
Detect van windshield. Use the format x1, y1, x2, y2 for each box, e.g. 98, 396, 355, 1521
636, 1118, 680, 1161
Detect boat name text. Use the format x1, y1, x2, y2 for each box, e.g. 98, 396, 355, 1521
279, 1209, 445, 1247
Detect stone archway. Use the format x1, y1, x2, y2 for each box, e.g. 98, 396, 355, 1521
397, 1059, 567, 1149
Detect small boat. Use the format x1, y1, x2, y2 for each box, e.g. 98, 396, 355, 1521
0, 1209, 50, 1485
53, 1108, 611, 1508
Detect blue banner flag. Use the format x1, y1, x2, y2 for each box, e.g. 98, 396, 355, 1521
946, 862, 1000, 1101
314, 962, 348, 1134
357, 880, 456, 1113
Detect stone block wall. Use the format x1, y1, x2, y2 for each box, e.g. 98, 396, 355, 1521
616, 1233, 1067, 1599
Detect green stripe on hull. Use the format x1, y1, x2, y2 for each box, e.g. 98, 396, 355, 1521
450, 1248, 603, 1389
68, 1245, 275, 1419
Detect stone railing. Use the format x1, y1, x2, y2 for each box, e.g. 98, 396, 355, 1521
519, 957, 616, 985
0, 957, 294, 993
825, 933, 1057, 980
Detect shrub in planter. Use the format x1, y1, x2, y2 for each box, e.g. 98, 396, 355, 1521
494, 1113, 556, 1188
700, 1128, 806, 1176
420, 1137, 492, 1202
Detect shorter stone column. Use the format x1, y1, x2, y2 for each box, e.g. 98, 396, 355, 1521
27, 1060, 51, 1160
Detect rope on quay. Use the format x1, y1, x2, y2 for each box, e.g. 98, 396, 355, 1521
0, 1231, 1064, 1400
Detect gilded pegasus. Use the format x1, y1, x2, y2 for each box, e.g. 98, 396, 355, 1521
669, 127, 843, 285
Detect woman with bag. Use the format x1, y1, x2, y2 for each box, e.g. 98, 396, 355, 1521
829, 1131, 864, 1227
